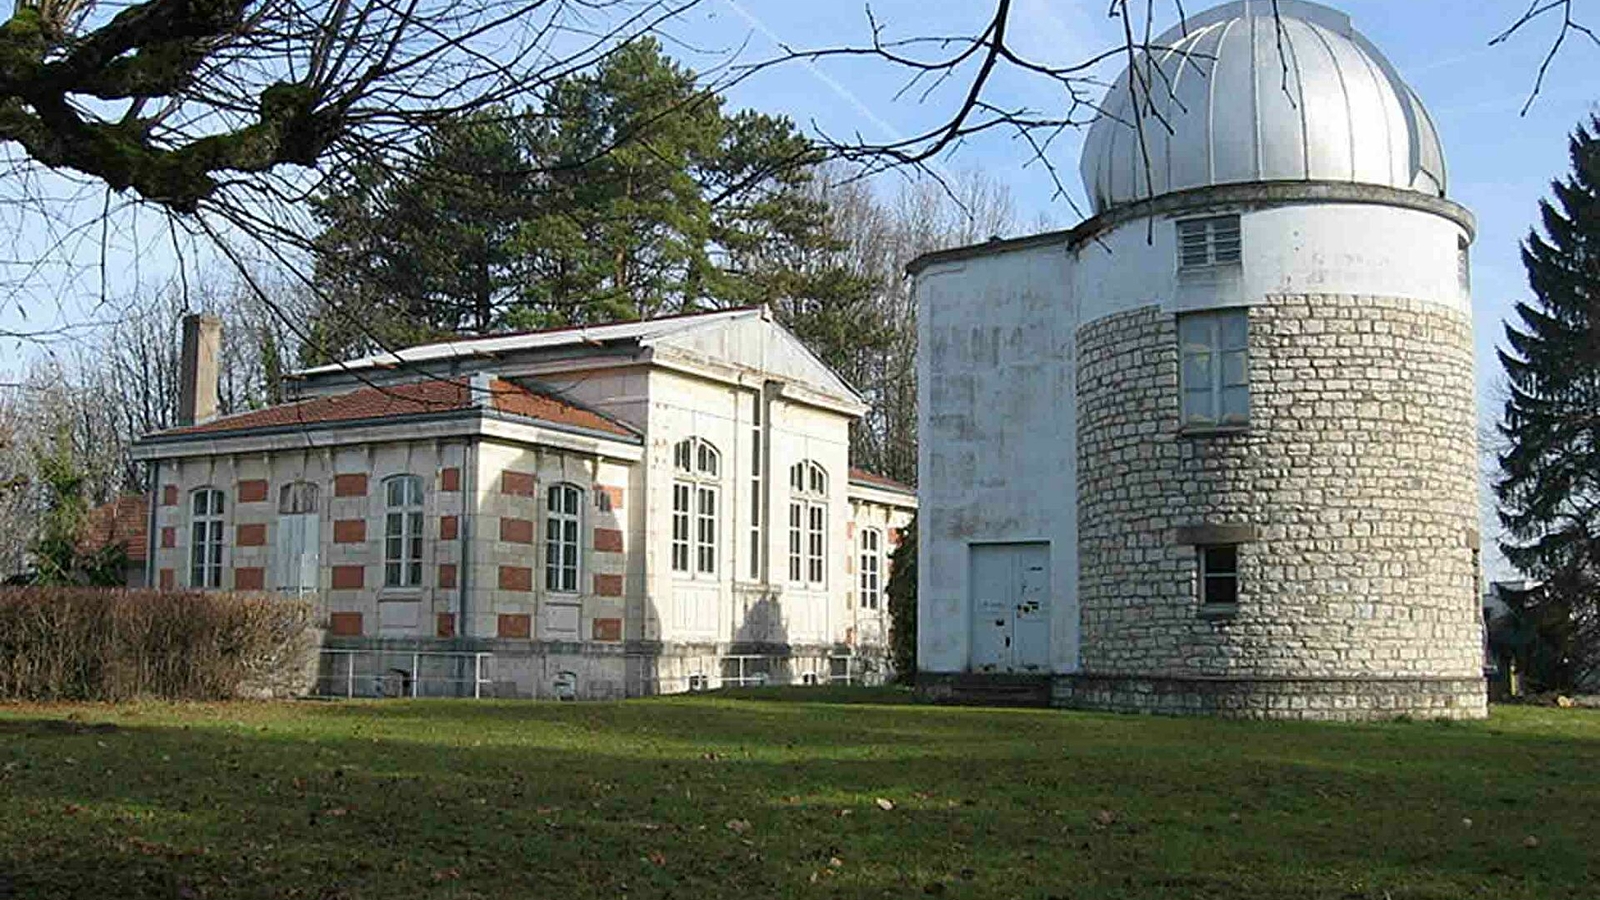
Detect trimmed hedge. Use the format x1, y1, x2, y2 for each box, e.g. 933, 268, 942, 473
0, 588, 317, 701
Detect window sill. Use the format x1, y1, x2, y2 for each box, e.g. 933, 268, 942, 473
1198, 603, 1240, 621
378, 589, 425, 602
1178, 424, 1251, 439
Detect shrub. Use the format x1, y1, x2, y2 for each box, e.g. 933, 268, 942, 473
886, 516, 917, 684
0, 588, 317, 701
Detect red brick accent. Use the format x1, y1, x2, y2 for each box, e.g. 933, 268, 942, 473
593, 528, 624, 552
333, 473, 368, 498
236, 523, 267, 547
593, 573, 624, 597
596, 485, 624, 511
501, 470, 536, 497
158, 568, 174, 590
846, 521, 856, 540
332, 519, 366, 544
889, 528, 902, 546
439, 515, 459, 540
497, 613, 532, 639
160, 526, 176, 549
330, 612, 364, 636
440, 467, 461, 492
499, 517, 534, 544
498, 566, 533, 592
161, 485, 179, 506
331, 565, 365, 590
592, 618, 623, 642
436, 613, 457, 638
237, 479, 269, 503
234, 567, 265, 590
438, 563, 457, 589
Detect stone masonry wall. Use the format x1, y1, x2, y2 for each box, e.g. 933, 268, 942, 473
1074, 294, 1485, 716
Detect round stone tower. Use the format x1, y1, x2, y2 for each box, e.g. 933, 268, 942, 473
1060, 0, 1487, 719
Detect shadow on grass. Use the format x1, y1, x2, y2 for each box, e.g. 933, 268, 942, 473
1, 700, 1597, 900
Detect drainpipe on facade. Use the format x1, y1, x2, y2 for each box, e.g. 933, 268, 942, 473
145, 460, 161, 588
458, 436, 478, 697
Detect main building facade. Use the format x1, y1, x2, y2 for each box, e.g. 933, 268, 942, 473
914, 0, 1487, 719
135, 307, 914, 699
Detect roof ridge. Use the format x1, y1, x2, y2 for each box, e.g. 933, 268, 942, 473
295, 305, 767, 378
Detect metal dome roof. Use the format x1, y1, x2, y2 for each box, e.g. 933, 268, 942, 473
1080, 0, 1447, 215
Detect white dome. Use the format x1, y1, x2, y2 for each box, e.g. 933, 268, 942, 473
1080, 0, 1447, 214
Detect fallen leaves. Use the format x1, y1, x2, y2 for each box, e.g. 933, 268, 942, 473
875, 797, 896, 811
725, 818, 752, 835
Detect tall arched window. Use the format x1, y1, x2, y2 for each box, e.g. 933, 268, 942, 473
384, 475, 424, 587
788, 461, 827, 586
859, 528, 883, 610
672, 437, 720, 576
275, 482, 320, 593
189, 487, 226, 588
546, 483, 582, 593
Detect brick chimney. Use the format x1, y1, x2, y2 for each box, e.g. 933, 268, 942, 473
177, 313, 222, 426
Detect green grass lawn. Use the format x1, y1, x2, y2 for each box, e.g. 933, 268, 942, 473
2, 690, 1597, 900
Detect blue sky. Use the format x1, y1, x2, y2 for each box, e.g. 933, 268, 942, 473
669, 0, 1596, 426
2, 0, 1595, 570
670, 0, 1597, 575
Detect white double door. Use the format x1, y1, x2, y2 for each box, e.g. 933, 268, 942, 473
969, 543, 1051, 673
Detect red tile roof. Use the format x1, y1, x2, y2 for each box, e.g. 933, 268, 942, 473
848, 468, 915, 495
155, 378, 635, 440
79, 494, 149, 562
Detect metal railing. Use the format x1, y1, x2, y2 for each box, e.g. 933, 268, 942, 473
315, 649, 495, 699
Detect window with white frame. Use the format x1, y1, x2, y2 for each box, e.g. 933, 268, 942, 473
383, 475, 424, 587
859, 528, 883, 610
1177, 215, 1242, 269
1178, 309, 1250, 427
1198, 545, 1239, 606
546, 483, 582, 593
748, 397, 763, 580
189, 488, 225, 588
788, 461, 828, 586
672, 438, 720, 576
275, 482, 320, 593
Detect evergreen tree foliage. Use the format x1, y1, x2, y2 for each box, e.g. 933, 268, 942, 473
1495, 116, 1600, 688
885, 516, 917, 683
304, 39, 867, 361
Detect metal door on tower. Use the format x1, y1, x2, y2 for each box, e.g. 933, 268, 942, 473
968, 543, 1051, 673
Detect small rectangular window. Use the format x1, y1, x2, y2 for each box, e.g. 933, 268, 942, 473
1177, 215, 1242, 269
1178, 309, 1249, 427
1199, 545, 1239, 606
1458, 236, 1471, 294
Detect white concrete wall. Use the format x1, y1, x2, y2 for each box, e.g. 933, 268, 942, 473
916, 200, 1471, 677
641, 367, 856, 651
917, 242, 1082, 674
1072, 202, 1472, 322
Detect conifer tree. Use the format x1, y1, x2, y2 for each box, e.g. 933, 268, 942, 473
1495, 116, 1600, 687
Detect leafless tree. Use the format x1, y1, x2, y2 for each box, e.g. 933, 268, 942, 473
0, 0, 712, 345
742, 0, 1597, 212
824, 169, 1017, 484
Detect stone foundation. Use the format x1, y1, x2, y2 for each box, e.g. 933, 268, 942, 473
1054, 673, 1488, 721
316, 636, 881, 699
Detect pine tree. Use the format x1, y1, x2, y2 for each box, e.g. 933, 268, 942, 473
1495, 115, 1600, 689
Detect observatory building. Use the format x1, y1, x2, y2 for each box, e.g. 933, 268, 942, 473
913, 0, 1487, 719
